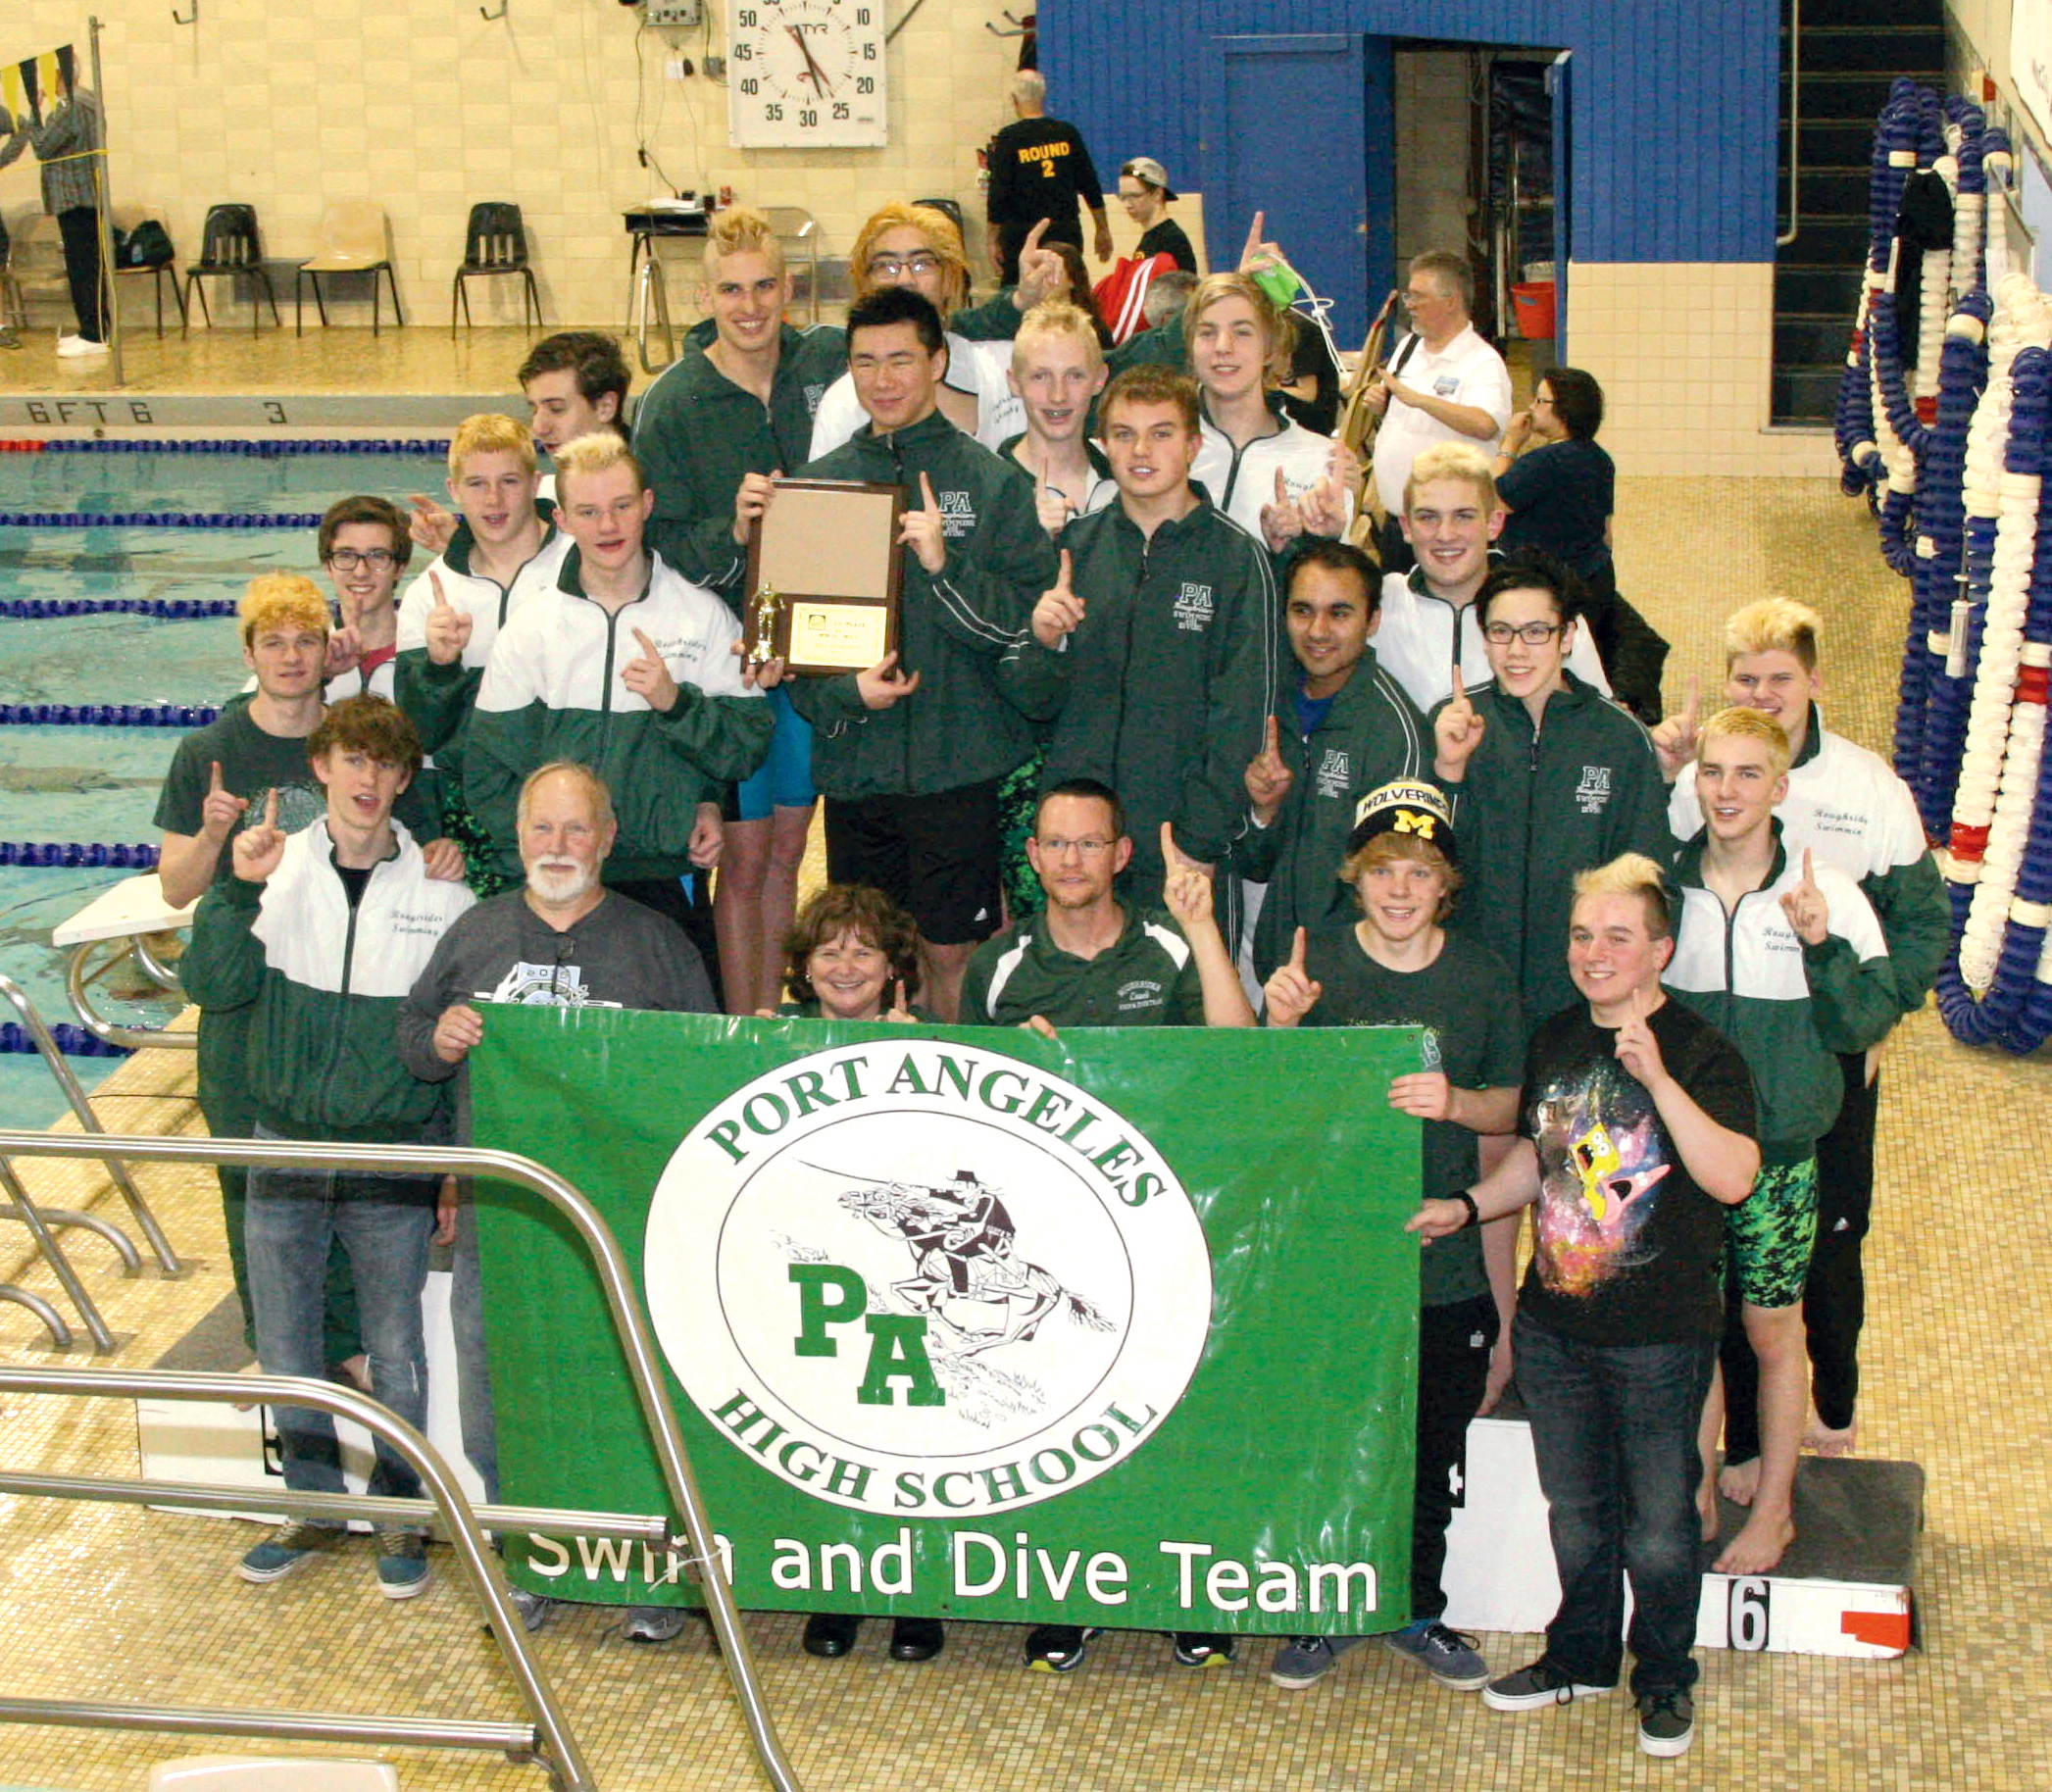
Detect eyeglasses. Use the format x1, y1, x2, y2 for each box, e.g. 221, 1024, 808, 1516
867, 254, 942, 279
1483, 621, 1564, 646
326, 548, 397, 572
1401, 288, 1444, 307
1036, 836, 1116, 859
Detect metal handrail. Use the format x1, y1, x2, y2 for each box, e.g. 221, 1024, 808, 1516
1778, 0, 1802, 247
67, 935, 198, 1054
0, 1285, 70, 1348
0, 1364, 583, 1785
0, 1200, 140, 1274
0, 1127, 803, 1792
0, 974, 181, 1273
0, 1154, 117, 1350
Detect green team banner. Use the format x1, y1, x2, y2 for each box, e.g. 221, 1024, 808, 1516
471, 1008, 1424, 1634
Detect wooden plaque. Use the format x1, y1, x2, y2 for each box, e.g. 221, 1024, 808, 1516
742, 478, 905, 675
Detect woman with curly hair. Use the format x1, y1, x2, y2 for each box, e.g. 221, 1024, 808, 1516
767, 882, 930, 1022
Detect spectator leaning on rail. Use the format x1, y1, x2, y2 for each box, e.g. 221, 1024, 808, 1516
181, 695, 476, 1601
396, 761, 714, 1641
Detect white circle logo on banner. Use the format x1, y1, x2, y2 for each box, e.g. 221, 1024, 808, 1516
644, 1038, 1212, 1516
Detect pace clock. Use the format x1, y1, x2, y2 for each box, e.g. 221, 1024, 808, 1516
727, 0, 888, 148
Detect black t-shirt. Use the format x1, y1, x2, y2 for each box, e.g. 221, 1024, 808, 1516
1517, 997, 1756, 1345
1299, 924, 1525, 1306
1136, 217, 1197, 273
1496, 437, 1615, 578
986, 116, 1104, 247
1278, 315, 1342, 437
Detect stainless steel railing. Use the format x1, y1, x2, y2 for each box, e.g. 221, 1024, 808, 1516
0, 1127, 802, 1792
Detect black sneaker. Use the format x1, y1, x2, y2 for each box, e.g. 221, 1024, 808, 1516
1171, 1631, 1234, 1668
1480, 1656, 1615, 1711
1637, 1687, 1695, 1758
1025, 1623, 1101, 1672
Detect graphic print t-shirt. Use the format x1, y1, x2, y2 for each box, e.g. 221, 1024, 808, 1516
1517, 998, 1756, 1346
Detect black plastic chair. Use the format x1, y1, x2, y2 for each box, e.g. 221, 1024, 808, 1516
451, 202, 541, 336
180, 203, 280, 336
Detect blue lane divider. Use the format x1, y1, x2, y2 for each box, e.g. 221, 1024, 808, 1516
0, 704, 217, 726
0, 1021, 130, 1058
0, 511, 324, 529
0, 842, 161, 867
0, 599, 240, 620
25, 438, 450, 456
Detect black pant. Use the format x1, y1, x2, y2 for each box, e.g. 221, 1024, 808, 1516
608, 873, 724, 1011
56, 206, 106, 341
1806, 1054, 1877, 1430
1375, 510, 1414, 576
1413, 1291, 1498, 1620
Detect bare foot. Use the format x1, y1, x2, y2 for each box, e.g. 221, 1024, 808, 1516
1805, 1411, 1857, 1457
1717, 1455, 1762, 1507
333, 1353, 373, 1393
1713, 1508, 1795, 1575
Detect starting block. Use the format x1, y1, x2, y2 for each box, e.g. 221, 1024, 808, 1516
1441, 1406, 1921, 1658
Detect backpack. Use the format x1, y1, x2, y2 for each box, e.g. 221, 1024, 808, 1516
114, 220, 175, 269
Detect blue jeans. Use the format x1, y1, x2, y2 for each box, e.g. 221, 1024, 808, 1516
1515, 1313, 1716, 1697
245, 1127, 436, 1505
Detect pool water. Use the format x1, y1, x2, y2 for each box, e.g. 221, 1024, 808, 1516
0, 447, 448, 1130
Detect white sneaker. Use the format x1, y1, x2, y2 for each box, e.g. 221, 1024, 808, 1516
56, 334, 109, 358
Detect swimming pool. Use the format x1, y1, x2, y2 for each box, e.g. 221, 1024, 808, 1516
0, 443, 448, 1129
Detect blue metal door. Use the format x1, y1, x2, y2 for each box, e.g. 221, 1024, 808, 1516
1203, 33, 1381, 342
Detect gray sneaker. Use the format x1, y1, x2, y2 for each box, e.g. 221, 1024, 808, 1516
1481, 1656, 1616, 1711
622, 1605, 687, 1643
508, 1586, 560, 1632
235, 1519, 343, 1584
375, 1528, 429, 1600
1269, 1634, 1363, 1690
1637, 1688, 1695, 1758
1383, 1620, 1490, 1690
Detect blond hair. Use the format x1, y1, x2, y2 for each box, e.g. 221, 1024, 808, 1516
1339, 830, 1462, 921
1404, 440, 1500, 514
553, 431, 645, 500
1724, 597, 1822, 672
448, 413, 536, 479
1012, 299, 1105, 374
239, 573, 329, 648
706, 205, 784, 272
851, 202, 969, 313
1184, 272, 1294, 385
1571, 852, 1675, 939
1698, 704, 1792, 779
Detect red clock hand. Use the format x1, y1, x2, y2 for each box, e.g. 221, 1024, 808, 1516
787, 25, 833, 95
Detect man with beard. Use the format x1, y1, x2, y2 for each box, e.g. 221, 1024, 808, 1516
397, 761, 713, 1638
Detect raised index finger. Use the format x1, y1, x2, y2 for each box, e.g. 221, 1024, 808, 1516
1023, 218, 1048, 255
1802, 848, 1817, 886
1265, 714, 1280, 758
1159, 820, 1182, 868
209, 760, 225, 796
920, 472, 939, 513
1241, 211, 1266, 265
262, 787, 278, 829
632, 626, 660, 660
1289, 924, 1308, 971
429, 570, 449, 609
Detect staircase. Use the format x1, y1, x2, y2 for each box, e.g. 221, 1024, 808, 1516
1771, 0, 1948, 424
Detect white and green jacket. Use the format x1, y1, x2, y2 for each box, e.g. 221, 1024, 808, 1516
393, 516, 572, 758
1665, 824, 1898, 1163
181, 819, 476, 1143
464, 548, 772, 881
1669, 705, 1946, 1016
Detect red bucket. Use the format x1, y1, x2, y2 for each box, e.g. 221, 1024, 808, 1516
1511, 280, 1557, 339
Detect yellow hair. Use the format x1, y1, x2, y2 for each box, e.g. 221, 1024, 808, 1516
448, 413, 536, 479
1404, 441, 1500, 514
239, 573, 328, 648
850, 202, 969, 313
1723, 597, 1822, 672
1698, 704, 1793, 779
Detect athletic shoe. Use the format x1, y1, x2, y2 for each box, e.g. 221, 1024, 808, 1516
507, 1586, 559, 1632
375, 1529, 429, 1600
1637, 1688, 1695, 1758
1172, 1631, 1235, 1668
1024, 1623, 1102, 1672
235, 1519, 342, 1584
622, 1605, 687, 1643
1269, 1634, 1362, 1689
1382, 1619, 1490, 1690
1480, 1656, 1615, 1711
56, 334, 108, 358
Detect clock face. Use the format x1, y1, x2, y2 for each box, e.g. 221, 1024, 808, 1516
728, 0, 888, 148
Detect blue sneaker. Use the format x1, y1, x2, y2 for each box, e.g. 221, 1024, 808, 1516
236, 1520, 341, 1585
1383, 1620, 1490, 1690
375, 1529, 430, 1600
